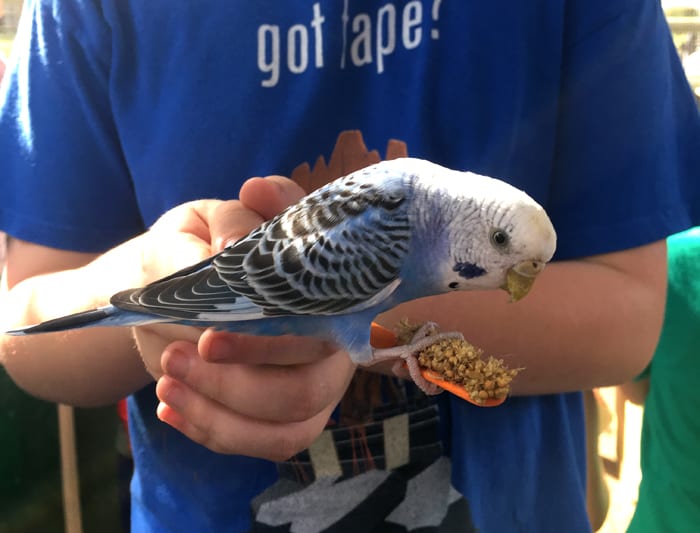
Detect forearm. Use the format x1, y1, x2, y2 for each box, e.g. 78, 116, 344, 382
0, 200, 261, 406
378, 241, 666, 395
0, 264, 152, 406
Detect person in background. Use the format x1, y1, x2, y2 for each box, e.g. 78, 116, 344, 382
623, 227, 700, 532
0, 1, 698, 532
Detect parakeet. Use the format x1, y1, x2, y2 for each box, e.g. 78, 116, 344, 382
6, 158, 556, 383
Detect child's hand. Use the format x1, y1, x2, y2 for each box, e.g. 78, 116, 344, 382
135, 176, 357, 460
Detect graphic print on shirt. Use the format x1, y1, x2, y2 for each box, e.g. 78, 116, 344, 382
250, 130, 477, 533
256, 0, 446, 86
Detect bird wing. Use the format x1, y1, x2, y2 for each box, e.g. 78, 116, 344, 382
110, 173, 412, 321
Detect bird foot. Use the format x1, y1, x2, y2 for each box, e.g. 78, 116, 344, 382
368, 322, 465, 395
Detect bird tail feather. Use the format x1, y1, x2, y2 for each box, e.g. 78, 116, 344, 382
4, 306, 159, 336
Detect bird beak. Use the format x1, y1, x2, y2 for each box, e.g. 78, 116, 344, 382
501, 260, 546, 302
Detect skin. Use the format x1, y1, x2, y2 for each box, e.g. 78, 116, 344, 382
619, 379, 650, 406
0, 175, 666, 460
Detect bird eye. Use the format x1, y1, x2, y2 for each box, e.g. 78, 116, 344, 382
490, 229, 509, 248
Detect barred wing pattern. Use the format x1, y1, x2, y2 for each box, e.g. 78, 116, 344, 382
110, 174, 413, 321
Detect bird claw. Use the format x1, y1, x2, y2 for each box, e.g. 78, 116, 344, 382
369, 322, 465, 396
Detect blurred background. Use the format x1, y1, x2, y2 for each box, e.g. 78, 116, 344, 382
664, 0, 700, 103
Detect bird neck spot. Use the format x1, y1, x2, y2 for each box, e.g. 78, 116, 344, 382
453, 262, 486, 279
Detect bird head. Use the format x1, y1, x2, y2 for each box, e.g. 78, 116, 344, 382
411, 162, 557, 302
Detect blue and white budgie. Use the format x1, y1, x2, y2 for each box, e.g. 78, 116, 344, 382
7, 158, 556, 393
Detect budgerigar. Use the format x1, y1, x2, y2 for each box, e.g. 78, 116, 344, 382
6, 158, 556, 392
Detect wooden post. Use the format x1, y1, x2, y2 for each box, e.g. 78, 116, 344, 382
58, 404, 83, 533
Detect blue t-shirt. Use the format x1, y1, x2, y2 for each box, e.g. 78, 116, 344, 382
1, 0, 698, 531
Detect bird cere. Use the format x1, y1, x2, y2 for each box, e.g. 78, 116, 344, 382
6, 158, 556, 398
